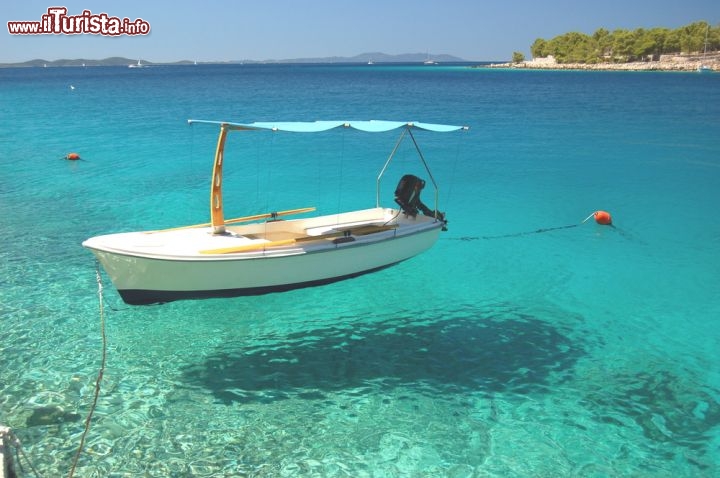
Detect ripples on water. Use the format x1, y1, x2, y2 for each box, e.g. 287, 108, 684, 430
1, 64, 719, 476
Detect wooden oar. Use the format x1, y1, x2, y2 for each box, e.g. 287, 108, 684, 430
200, 233, 343, 255
200, 231, 343, 254
200, 239, 299, 254
146, 207, 316, 233
199, 224, 398, 254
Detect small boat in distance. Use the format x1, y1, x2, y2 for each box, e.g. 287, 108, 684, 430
83, 120, 468, 304
128, 59, 144, 68
423, 51, 438, 65
698, 26, 713, 73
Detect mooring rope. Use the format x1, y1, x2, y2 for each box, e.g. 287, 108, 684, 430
449, 211, 615, 241
452, 223, 583, 240
68, 263, 107, 478
4, 428, 43, 477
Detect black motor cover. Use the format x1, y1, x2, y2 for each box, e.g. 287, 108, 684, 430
394, 174, 446, 223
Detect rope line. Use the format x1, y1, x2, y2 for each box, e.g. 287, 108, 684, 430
447, 210, 617, 241
68, 263, 108, 478
449, 212, 621, 241
451, 223, 581, 241
4, 428, 43, 477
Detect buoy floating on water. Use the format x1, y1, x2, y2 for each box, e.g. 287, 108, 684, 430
593, 210, 612, 225
582, 210, 613, 225
65, 152, 81, 161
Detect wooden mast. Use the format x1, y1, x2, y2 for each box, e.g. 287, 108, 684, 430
210, 124, 229, 234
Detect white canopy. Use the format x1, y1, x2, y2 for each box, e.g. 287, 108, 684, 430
188, 119, 468, 133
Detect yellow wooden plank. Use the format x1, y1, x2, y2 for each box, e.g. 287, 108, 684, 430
199, 222, 397, 254
200, 239, 298, 254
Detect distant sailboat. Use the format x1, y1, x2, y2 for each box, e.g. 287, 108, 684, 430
423, 52, 437, 65
698, 25, 713, 73
128, 59, 144, 68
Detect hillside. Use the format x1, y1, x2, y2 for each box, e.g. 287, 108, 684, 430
0, 52, 466, 68
529, 21, 717, 64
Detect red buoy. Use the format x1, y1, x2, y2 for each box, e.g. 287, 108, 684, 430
594, 210, 612, 225
65, 152, 81, 161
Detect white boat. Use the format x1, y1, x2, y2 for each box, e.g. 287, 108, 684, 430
128, 59, 144, 68
423, 52, 438, 65
698, 25, 713, 73
83, 120, 468, 304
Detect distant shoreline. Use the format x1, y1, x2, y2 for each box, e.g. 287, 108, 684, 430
0, 53, 467, 69
480, 53, 719, 72
0, 61, 480, 70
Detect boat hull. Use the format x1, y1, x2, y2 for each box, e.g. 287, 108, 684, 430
84, 208, 444, 304
98, 253, 405, 305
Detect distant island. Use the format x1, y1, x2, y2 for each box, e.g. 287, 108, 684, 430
0, 52, 467, 68
255, 52, 465, 64
489, 20, 718, 71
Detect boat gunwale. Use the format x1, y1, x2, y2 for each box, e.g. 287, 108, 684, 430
83, 218, 445, 262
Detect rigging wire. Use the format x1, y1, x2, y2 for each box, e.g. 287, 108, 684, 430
258, 129, 275, 210
443, 126, 468, 209
335, 127, 347, 223
68, 263, 108, 478
262, 132, 278, 243
188, 121, 196, 226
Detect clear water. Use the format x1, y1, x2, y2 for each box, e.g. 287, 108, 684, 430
1, 64, 719, 476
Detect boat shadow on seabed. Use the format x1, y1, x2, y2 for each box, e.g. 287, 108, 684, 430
178, 304, 720, 469
178, 306, 588, 404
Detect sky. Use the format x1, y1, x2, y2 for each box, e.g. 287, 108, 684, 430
2, 0, 718, 63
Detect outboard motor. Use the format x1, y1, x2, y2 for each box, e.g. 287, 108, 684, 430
394, 174, 447, 226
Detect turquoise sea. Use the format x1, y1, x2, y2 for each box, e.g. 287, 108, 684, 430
1, 63, 719, 477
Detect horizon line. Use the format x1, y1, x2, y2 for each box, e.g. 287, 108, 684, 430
0, 52, 493, 66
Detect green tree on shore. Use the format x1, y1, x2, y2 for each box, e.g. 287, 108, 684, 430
529, 21, 718, 63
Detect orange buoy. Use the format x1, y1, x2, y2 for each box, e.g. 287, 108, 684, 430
65, 152, 81, 161
594, 210, 612, 225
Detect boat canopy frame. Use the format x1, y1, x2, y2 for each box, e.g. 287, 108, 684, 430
187, 119, 469, 234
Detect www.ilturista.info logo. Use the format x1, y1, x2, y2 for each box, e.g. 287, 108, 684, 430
7, 7, 150, 36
